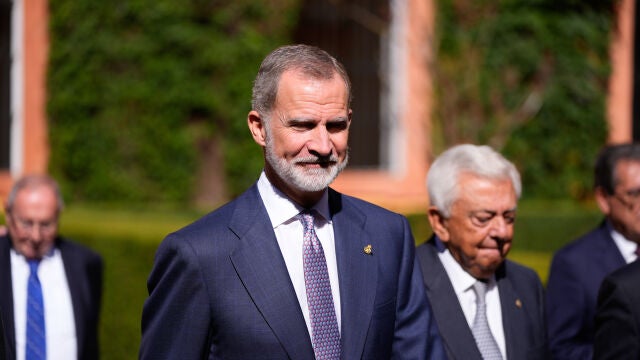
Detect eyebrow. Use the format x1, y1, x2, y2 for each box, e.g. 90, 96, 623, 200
287, 116, 349, 125
472, 207, 518, 215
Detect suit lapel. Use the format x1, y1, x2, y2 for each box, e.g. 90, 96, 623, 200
417, 239, 482, 360
228, 187, 314, 360
497, 268, 525, 360
58, 240, 87, 358
0, 236, 16, 359
328, 190, 377, 359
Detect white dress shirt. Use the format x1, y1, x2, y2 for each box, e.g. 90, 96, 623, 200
438, 249, 507, 359
257, 171, 342, 335
609, 223, 639, 264
11, 248, 77, 360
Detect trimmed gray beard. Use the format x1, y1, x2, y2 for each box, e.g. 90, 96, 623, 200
265, 134, 348, 192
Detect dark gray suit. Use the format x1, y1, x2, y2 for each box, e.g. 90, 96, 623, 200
416, 236, 548, 360
140, 184, 445, 359
0, 235, 103, 360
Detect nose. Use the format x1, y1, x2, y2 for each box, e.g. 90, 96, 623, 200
30, 225, 45, 242
489, 217, 511, 240
307, 126, 333, 157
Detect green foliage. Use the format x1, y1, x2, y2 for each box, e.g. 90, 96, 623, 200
47, 0, 299, 202
432, 0, 616, 199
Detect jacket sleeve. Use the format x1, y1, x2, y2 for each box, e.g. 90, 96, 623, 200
139, 234, 213, 359
392, 216, 446, 360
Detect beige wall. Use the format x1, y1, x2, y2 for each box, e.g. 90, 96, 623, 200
0, 0, 50, 204
608, 0, 635, 144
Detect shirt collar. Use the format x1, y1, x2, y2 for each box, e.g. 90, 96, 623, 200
606, 219, 639, 261
257, 171, 331, 228
437, 236, 496, 294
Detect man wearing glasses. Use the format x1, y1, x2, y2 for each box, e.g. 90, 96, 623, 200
0, 175, 103, 360
546, 143, 640, 359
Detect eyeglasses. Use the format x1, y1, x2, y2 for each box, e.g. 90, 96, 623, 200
10, 215, 58, 235
612, 188, 640, 211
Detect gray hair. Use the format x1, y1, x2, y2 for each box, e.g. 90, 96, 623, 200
427, 144, 521, 218
251, 44, 352, 118
6, 174, 65, 214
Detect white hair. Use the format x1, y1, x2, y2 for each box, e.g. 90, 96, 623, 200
427, 144, 521, 218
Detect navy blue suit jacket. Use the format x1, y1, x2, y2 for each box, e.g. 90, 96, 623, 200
594, 260, 640, 360
140, 185, 445, 359
546, 222, 626, 359
0, 309, 6, 360
0, 235, 103, 360
416, 236, 548, 360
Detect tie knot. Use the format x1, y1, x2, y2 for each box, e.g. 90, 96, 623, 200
299, 210, 316, 231
28, 260, 40, 274
473, 281, 488, 303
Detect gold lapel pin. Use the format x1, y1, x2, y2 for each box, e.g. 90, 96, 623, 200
364, 244, 373, 255
515, 299, 522, 308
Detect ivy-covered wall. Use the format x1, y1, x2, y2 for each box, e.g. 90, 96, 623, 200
47, 0, 298, 203
48, 0, 618, 204
432, 0, 616, 199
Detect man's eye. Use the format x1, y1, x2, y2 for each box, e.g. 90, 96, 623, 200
626, 189, 640, 199
472, 216, 492, 225
291, 122, 314, 130
326, 122, 348, 132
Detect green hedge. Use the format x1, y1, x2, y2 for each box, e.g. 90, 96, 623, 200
77, 202, 600, 358
47, 0, 298, 203
0, 200, 598, 358
432, 0, 615, 199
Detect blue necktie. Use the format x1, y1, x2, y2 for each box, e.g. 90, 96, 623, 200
26, 260, 46, 360
299, 211, 341, 360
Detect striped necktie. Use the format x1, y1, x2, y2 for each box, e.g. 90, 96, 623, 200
26, 259, 46, 360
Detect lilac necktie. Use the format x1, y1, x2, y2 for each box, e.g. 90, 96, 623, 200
26, 260, 46, 360
299, 211, 341, 360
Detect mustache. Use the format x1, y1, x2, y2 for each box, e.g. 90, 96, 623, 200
292, 155, 339, 167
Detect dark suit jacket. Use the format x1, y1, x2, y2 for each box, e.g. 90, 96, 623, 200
546, 222, 626, 359
0, 235, 103, 360
593, 260, 640, 360
416, 236, 548, 360
0, 310, 6, 360
140, 185, 445, 359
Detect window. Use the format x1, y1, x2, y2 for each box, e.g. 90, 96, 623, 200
294, 0, 390, 168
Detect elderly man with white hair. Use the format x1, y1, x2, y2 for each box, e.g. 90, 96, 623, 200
416, 144, 549, 360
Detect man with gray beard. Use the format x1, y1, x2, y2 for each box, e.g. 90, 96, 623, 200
140, 44, 444, 360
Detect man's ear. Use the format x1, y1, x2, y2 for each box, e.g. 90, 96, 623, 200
427, 206, 450, 242
595, 187, 611, 216
248, 110, 267, 146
